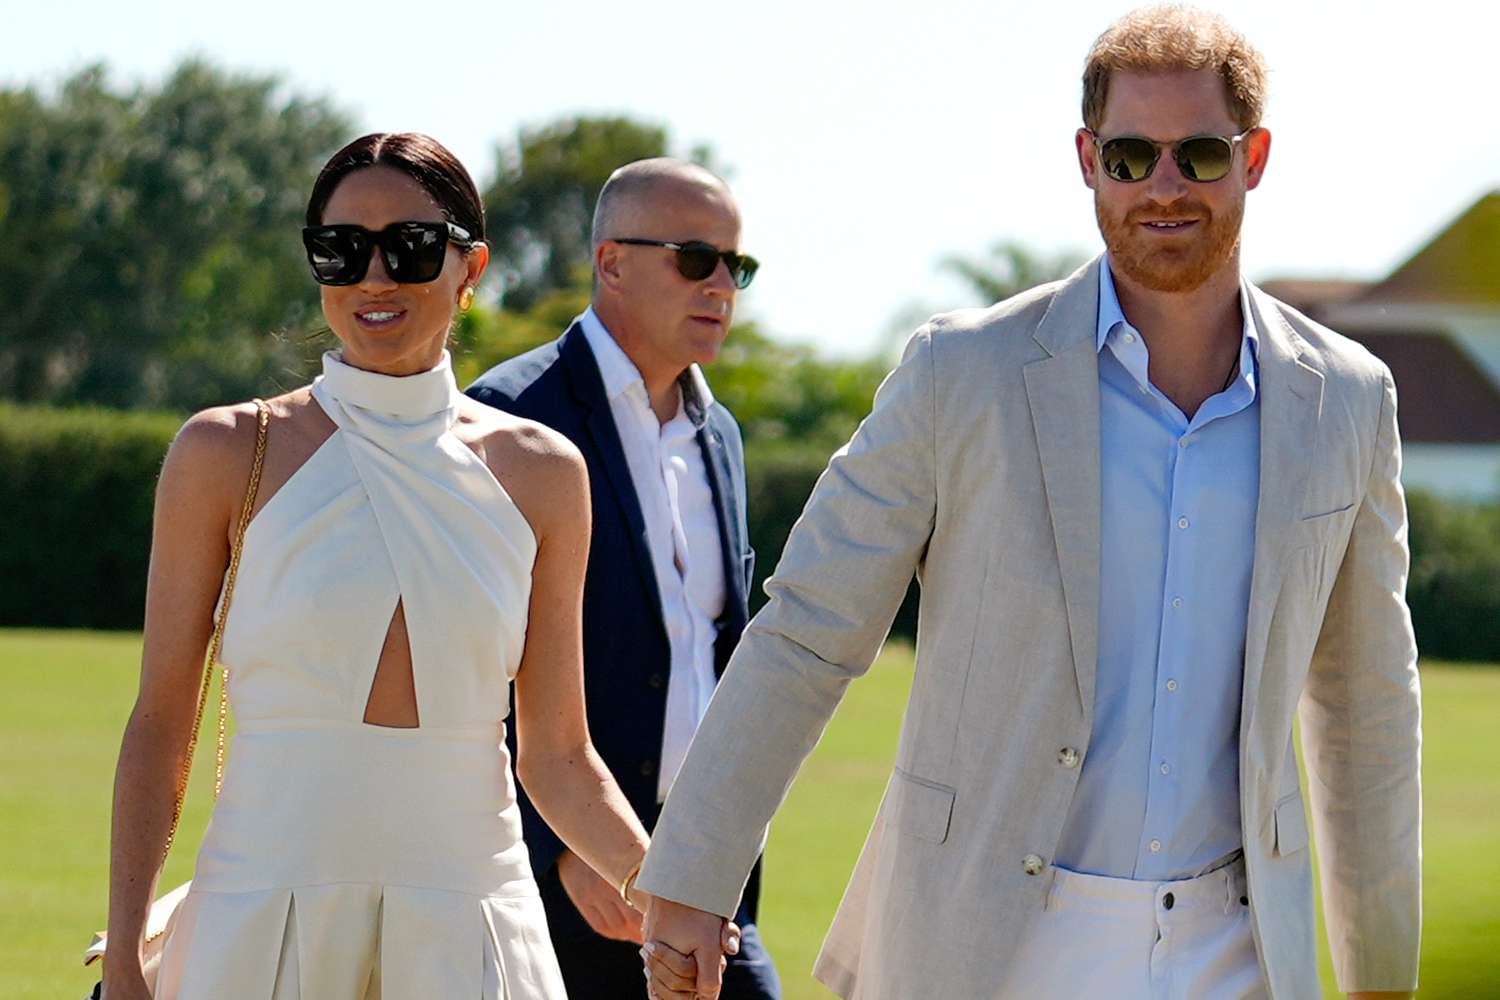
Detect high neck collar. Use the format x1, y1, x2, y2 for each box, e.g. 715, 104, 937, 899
317, 350, 462, 420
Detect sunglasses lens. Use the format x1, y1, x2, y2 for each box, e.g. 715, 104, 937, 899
673, 244, 721, 281
1099, 138, 1158, 182
731, 254, 758, 290
1176, 137, 1234, 182
385, 223, 449, 282
303, 228, 364, 285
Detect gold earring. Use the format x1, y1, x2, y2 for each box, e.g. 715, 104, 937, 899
458, 285, 475, 311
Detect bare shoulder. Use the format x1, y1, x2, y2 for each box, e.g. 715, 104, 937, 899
457, 400, 589, 542
151, 401, 271, 542
168, 401, 264, 479
167, 388, 329, 511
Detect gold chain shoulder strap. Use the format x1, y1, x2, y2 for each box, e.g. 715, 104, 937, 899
160, 398, 270, 861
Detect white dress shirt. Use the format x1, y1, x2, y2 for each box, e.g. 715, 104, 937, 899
578, 308, 726, 802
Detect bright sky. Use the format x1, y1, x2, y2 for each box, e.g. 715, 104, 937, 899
8, 0, 1497, 357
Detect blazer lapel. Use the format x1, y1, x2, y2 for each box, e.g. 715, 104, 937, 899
1239, 286, 1325, 730
1022, 259, 1104, 725
697, 418, 750, 665
559, 325, 666, 626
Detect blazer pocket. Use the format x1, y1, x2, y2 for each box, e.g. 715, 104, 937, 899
891, 767, 956, 844
1273, 791, 1310, 856
1298, 500, 1356, 522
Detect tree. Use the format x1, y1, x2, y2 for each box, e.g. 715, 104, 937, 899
450, 273, 592, 390
0, 62, 354, 410
942, 240, 1089, 304
481, 116, 675, 311
708, 325, 887, 449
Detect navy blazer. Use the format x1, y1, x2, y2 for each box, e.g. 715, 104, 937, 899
466, 322, 763, 934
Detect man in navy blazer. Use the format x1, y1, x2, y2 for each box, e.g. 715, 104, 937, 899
466, 158, 780, 999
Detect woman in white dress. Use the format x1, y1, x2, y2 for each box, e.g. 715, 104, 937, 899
102, 133, 659, 999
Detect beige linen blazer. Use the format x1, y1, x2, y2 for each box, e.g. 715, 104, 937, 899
636, 258, 1421, 999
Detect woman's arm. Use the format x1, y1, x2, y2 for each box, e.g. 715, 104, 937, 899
500, 423, 651, 900
103, 406, 247, 994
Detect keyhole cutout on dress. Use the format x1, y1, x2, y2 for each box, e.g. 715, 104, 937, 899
363, 598, 420, 728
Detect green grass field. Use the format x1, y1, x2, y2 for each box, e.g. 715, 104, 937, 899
4, 630, 1497, 999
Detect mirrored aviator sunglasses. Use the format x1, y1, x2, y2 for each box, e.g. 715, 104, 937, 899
1094, 130, 1251, 183
612, 238, 759, 289
301, 220, 474, 286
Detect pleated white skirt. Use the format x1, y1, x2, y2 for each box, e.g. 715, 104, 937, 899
155, 719, 566, 1000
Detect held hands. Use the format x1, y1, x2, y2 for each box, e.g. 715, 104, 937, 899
556, 848, 645, 943
639, 894, 740, 1000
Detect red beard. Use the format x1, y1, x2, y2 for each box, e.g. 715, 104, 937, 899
1096, 195, 1243, 293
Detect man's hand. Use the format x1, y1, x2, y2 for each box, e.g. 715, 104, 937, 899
639, 894, 737, 999
556, 848, 643, 943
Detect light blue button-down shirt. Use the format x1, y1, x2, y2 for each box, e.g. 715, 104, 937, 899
1052, 260, 1261, 882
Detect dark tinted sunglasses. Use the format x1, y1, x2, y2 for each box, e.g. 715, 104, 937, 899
611, 238, 759, 289
1090, 129, 1252, 183
301, 221, 475, 286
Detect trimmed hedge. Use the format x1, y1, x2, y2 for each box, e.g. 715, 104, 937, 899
2, 404, 1495, 660
0, 403, 182, 629
743, 438, 920, 639
1407, 491, 1500, 662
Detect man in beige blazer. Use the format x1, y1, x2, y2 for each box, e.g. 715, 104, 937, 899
635, 7, 1421, 999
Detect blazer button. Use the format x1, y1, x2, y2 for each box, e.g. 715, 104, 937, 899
640, 760, 657, 777
1022, 854, 1045, 876
1057, 747, 1081, 768
648, 673, 666, 689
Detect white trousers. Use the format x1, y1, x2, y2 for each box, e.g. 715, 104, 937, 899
995, 857, 1268, 1000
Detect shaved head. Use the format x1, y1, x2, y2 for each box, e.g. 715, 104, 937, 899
587, 156, 745, 395
591, 158, 734, 251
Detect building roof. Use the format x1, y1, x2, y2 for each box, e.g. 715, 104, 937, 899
1344, 332, 1500, 444
1362, 192, 1500, 305
1257, 279, 1370, 315
1258, 192, 1500, 451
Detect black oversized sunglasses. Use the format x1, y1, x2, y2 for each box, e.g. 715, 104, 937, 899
301, 221, 476, 286
1089, 129, 1253, 183
610, 238, 759, 289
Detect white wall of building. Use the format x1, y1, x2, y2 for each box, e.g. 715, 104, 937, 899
1402, 443, 1500, 500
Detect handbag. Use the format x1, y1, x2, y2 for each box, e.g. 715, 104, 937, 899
82, 399, 270, 998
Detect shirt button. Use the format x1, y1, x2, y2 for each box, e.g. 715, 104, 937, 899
1166, 679, 1179, 692
1124, 332, 1136, 344
1163, 891, 1176, 910
1149, 839, 1162, 853
1177, 516, 1190, 530
647, 673, 666, 689
1171, 596, 1184, 609
1022, 854, 1045, 876
1160, 762, 1171, 775
640, 760, 657, 777
1058, 747, 1081, 768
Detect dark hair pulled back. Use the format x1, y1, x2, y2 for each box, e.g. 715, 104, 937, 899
306, 132, 486, 242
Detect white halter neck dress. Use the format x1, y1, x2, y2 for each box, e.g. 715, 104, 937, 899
156, 351, 567, 1000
